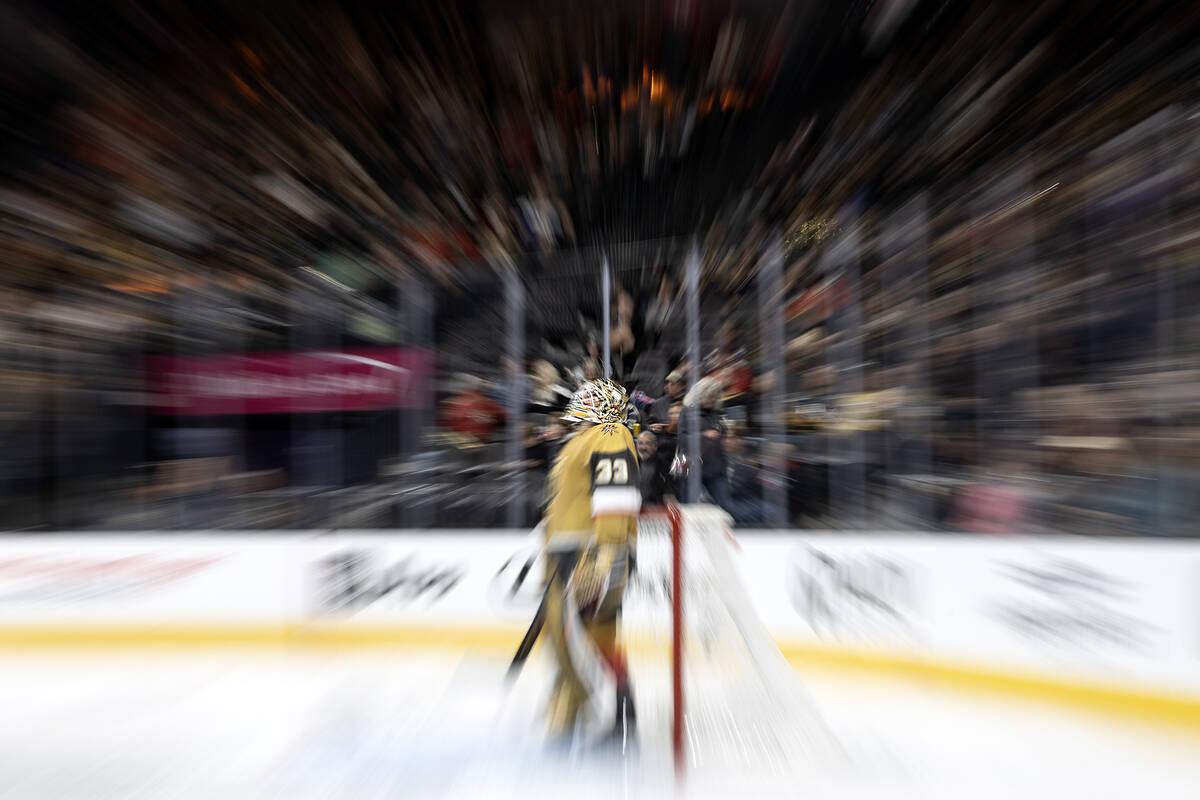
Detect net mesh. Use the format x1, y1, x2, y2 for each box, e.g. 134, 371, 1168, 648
624, 505, 844, 776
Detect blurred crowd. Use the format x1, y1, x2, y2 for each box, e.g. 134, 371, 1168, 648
0, 1, 1196, 534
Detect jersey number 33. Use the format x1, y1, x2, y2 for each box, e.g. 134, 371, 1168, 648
592, 452, 635, 488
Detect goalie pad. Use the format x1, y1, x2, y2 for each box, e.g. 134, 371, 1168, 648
560, 586, 618, 744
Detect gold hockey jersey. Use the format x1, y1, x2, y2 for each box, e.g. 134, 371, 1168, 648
544, 422, 640, 550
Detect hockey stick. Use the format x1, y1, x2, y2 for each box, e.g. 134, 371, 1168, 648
506, 586, 548, 680
506, 522, 550, 680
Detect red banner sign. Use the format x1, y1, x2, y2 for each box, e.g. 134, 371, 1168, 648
147, 348, 431, 415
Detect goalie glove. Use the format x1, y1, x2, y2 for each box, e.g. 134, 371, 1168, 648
572, 542, 629, 619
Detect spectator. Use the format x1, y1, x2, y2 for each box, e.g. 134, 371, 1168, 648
644, 269, 683, 363
678, 376, 732, 510
722, 432, 785, 526
609, 289, 637, 379
441, 374, 505, 443
527, 416, 569, 469
577, 358, 601, 385
654, 400, 685, 479
649, 370, 687, 432
528, 359, 571, 413
636, 431, 672, 505
667, 402, 683, 433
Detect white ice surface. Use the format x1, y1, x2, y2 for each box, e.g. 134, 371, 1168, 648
1, 649, 1197, 799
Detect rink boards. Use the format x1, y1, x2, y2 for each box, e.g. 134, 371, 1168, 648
0, 529, 1198, 727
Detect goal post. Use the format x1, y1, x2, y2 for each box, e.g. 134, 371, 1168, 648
668, 502, 684, 775
629, 503, 841, 780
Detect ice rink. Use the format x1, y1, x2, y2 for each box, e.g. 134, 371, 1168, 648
3, 648, 1199, 800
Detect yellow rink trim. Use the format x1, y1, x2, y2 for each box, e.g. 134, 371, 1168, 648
0, 624, 529, 651
777, 642, 1200, 732
2, 624, 1199, 731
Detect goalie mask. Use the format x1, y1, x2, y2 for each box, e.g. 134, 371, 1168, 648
562, 379, 630, 426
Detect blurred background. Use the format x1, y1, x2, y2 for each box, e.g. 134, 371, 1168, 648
0, 0, 1197, 536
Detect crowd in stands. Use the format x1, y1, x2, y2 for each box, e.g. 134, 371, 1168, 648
0, 2, 1196, 534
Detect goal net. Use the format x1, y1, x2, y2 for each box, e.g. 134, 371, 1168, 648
624, 504, 843, 778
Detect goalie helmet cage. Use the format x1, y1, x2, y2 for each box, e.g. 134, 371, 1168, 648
631, 504, 841, 781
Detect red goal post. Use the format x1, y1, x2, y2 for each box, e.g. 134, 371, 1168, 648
630, 504, 840, 780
